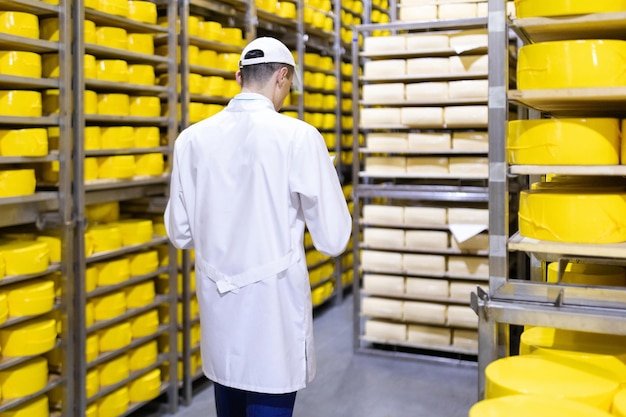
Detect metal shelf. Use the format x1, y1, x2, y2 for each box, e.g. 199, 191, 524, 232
357, 17, 487, 33
361, 46, 488, 59
187, 65, 236, 79
0, 33, 59, 53
359, 172, 488, 180
87, 266, 168, 299
0, 115, 59, 127
361, 71, 488, 83
86, 295, 168, 334
84, 179, 170, 205
85, 115, 169, 126
85, 147, 169, 157
0, 74, 59, 90
362, 290, 475, 306
361, 267, 489, 282
86, 236, 169, 264
84, 8, 169, 34
85, 79, 168, 95
360, 243, 488, 257
362, 98, 487, 106
85, 43, 169, 64
360, 335, 477, 356
509, 164, 626, 176
84, 175, 170, 193
0, 153, 59, 164
356, 184, 489, 202
508, 87, 626, 116
189, 94, 230, 105
187, 36, 242, 53
360, 148, 488, 156
360, 122, 488, 130
0, 0, 59, 14
361, 314, 477, 331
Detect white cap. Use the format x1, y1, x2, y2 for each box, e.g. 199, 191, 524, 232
239, 37, 301, 91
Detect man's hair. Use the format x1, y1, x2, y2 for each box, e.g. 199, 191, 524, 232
240, 62, 294, 87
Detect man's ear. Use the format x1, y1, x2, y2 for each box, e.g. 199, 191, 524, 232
235, 70, 243, 87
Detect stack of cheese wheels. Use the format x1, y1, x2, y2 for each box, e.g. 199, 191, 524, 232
514, 0, 626, 18
518, 40, 626, 89
507, 118, 620, 165
470, 394, 614, 417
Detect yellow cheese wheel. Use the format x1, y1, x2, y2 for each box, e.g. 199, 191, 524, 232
222, 27, 243, 46
622, 119, 626, 163
129, 309, 159, 338
95, 26, 128, 50
99, 354, 130, 386
96, 59, 129, 83
515, 0, 626, 18
85, 265, 98, 292
129, 96, 160, 117
85, 201, 120, 223
135, 153, 164, 176
86, 300, 94, 327
36, 235, 61, 262
127, 250, 158, 276
86, 333, 99, 362
129, 63, 155, 85
0, 356, 47, 399
0, 317, 57, 356
547, 262, 626, 286
39, 17, 59, 41
5, 279, 55, 317
85, 224, 123, 253
0, 12, 39, 39
127, 1, 157, 24
97, 93, 130, 116
0, 128, 47, 156
112, 218, 153, 245
134, 126, 159, 148
0, 241, 49, 275
198, 21, 221, 40
507, 118, 620, 165
129, 368, 161, 402
127, 33, 154, 55
84, 157, 99, 181
85, 90, 97, 114
84, 20, 96, 44
0, 51, 41, 78
96, 0, 129, 17
86, 368, 99, 398
95, 258, 130, 286
470, 394, 614, 417
0, 90, 42, 117
614, 389, 626, 417
125, 281, 155, 308
278, 1, 297, 18
86, 404, 97, 417
42, 53, 59, 78
518, 40, 626, 89
519, 190, 626, 243
0, 293, 7, 325
98, 321, 131, 352
84, 126, 101, 150
98, 387, 129, 417
0, 395, 48, 417
93, 290, 126, 321
100, 126, 134, 149
128, 340, 158, 371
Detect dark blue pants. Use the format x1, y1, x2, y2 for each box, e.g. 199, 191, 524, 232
214, 382, 297, 417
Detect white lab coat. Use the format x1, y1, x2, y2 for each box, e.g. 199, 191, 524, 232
165, 93, 352, 394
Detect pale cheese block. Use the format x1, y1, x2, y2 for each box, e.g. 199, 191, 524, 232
449, 55, 488, 74
365, 156, 407, 173
448, 256, 489, 277
449, 157, 488, 177
452, 131, 488, 151
365, 319, 406, 341
407, 324, 451, 345
363, 59, 406, 77
401, 107, 444, 127
507, 1, 516, 17
362, 204, 404, 224
398, 5, 438, 21
405, 230, 448, 249
362, 83, 405, 102
404, 301, 447, 324
448, 208, 488, 225
451, 233, 489, 251
367, 133, 408, 150
438, 3, 477, 20
397, 0, 436, 5
448, 29, 488, 52
448, 80, 488, 99
363, 35, 406, 53
363, 228, 405, 247
444, 106, 488, 127
447, 305, 478, 328
360, 108, 402, 127
404, 206, 447, 225
449, 282, 479, 301
408, 132, 451, 150
361, 250, 403, 272
405, 82, 449, 100
405, 277, 449, 298
363, 274, 405, 294
476, 2, 488, 17
362, 297, 404, 320
406, 34, 449, 51
406, 57, 449, 74
453, 329, 478, 349
406, 157, 449, 174
404, 254, 446, 276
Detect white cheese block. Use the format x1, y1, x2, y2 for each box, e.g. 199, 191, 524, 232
363, 228, 405, 247
362, 297, 404, 320
367, 133, 409, 150
447, 305, 478, 328
444, 105, 488, 128
398, 5, 438, 21
449, 54, 488, 73
401, 107, 444, 127
405, 82, 449, 100
408, 132, 451, 150
360, 108, 402, 127
361, 250, 404, 271
453, 329, 478, 349
407, 324, 451, 345
507, 1, 516, 18
406, 57, 449, 74
406, 34, 449, 51
363, 274, 405, 294
404, 206, 447, 225
452, 131, 488, 151
438, 3, 477, 20
406, 157, 449, 174
363, 59, 406, 77
448, 80, 488, 99
449, 282, 480, 301
448, 29, 488, 52
397, 0, 436, 5
476, 2, 488, 17
404, 254, 446, 276
404, 301, 447, 325
363, 35, 407, 53
405, 230, 449, 249
449, 157, 488, 176
365, 156, 407, 173
448, 256, 489, 277
448, 208, 488, 225
405, 277, 449, 298
451, 233, 489, 251
365, 320, 406, 341
363, 204, 405, 224
363, 83, 405, 102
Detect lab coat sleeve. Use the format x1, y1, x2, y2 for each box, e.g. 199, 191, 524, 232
290, 127, 352, 257
164, 136, 194, 249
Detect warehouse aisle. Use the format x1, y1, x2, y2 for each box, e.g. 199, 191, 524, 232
135, 294, 477, 417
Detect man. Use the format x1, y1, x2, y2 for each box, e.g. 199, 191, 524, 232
165, 37, 352, 417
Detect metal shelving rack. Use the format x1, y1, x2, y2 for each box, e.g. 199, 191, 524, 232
72, 0, 179, 415
476, 0, 626, 399
352, 17, 491, 360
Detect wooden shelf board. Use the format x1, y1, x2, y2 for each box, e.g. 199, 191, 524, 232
510, 164, 626, 176
509, 87, 626, 116
513, 12, 626, 43
509, 232, 626, 261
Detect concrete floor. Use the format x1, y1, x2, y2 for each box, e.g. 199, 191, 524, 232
133, 294, 478, 417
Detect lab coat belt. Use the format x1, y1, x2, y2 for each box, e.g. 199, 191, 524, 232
196, 250, 301, 294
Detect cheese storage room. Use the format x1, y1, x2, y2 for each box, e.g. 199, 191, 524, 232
0, 0, 626, 416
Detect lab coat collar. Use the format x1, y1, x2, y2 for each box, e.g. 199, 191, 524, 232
229, 93, 275, 111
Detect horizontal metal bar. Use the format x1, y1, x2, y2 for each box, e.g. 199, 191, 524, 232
86, 236, 169, 264
87, 266, 168, 299
86, 295, 169, 334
